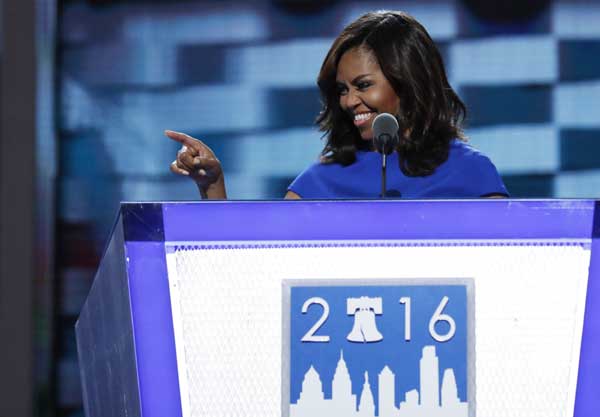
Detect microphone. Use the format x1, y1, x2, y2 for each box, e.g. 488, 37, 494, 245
371, 113, 399, 198
372, 113, 399, 155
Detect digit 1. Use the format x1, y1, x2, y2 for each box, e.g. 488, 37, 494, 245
399, 297, 411, 341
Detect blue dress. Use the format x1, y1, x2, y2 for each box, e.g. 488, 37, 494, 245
288, 140, 508, 199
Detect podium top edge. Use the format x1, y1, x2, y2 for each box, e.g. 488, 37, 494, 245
119, 198, 599, 205
115, 200, 600, 242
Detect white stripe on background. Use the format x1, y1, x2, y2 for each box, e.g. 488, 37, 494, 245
450, 37, 557, 85
237, 127, 324, 177
555, 170, 600, 198
227, 39, 332, 87
553, 1, 600, 39
122, 6, 268, 44
466, 124, 559, 174
119, 85, 269, 133
555, 81, 600, 127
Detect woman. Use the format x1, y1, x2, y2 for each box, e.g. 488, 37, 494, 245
167, 11, 508, 199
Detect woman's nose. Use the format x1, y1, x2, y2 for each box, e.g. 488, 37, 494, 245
345, 90, 361, 108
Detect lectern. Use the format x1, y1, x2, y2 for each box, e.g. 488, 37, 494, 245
76, 200, 600, 417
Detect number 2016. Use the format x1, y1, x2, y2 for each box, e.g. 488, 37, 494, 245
300, 296, 456, 343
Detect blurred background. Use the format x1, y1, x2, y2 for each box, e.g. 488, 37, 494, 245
1, 0, 600, 416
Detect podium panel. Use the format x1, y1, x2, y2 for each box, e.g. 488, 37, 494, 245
76, 200, 600, 417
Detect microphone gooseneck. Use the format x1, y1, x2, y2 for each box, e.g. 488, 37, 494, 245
372, 113, 400, 198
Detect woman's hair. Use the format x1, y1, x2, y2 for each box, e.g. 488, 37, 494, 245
316, 11, 466, 176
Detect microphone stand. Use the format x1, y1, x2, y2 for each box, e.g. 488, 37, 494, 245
377, 133, 392, 198
381, 153, 387, 199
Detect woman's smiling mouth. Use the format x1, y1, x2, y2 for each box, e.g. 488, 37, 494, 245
353, 111, 376, 127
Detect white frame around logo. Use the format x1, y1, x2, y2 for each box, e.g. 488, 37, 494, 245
281, 278, 476, 417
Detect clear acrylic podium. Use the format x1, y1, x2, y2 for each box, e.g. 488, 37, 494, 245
76, 200, 600, 417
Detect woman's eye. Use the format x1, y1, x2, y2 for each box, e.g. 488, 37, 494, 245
337, 86, 348, 96
357, 81, 371, 90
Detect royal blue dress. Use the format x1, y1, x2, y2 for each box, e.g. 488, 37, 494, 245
288, 140, 508, 199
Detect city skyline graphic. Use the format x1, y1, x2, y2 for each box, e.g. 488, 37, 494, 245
290, 346, 468, 417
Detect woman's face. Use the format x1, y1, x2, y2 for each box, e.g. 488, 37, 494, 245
336, 47, 401, 141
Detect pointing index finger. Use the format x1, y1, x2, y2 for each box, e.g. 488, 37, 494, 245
165, 130, 202, 150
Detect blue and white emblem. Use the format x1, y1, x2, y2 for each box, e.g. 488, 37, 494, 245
283, 280, 474, 417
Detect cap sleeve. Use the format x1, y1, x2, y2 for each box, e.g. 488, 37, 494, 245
470, 154, 509, 197
288, 163, 323, 199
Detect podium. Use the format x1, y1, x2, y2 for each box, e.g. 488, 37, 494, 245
76, 200, 600, 417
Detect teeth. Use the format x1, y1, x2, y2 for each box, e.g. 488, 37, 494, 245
354, 112, 373, 121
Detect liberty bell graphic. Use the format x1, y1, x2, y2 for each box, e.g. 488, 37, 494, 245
346, 296, 383, 343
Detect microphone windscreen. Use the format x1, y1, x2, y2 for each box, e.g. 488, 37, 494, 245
372, 113, 399, 155
372, 113, 399, 138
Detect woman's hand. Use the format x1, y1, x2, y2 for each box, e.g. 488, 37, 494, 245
166, 130, 227, 199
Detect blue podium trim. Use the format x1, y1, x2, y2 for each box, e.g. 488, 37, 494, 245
161, 200, 595, 241
126, 241, 182, 417
575, 235, 600, 416
580, 200, 600, 416
593, 201, 600, 238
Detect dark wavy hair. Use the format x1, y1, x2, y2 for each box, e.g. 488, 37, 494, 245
316, 11, 467, 176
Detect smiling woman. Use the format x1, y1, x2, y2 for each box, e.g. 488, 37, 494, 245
167, 11, 508, 200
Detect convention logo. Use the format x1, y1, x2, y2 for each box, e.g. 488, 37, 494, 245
283, 280, 473, 417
